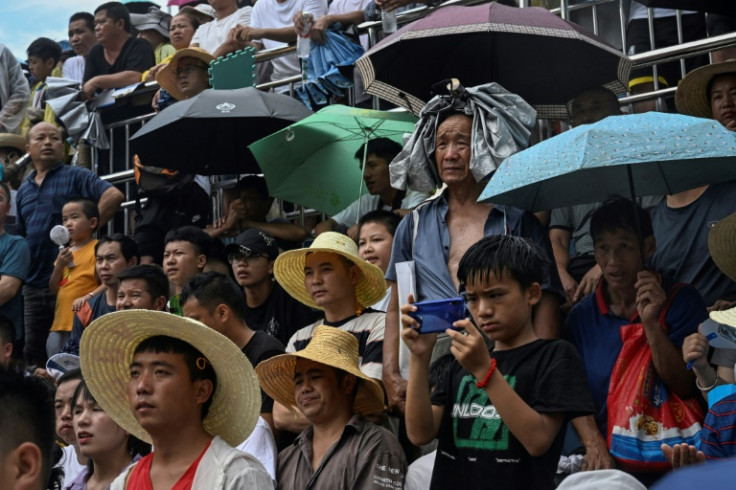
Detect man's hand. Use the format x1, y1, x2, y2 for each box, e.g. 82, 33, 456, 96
400, 295, 437, 358
82, 78, 99, 100
573, 264, 601, 303
635, 270, 666, 325
662, 443, 705, 469
446, 318, 491, 381
144, 62, 167, 82
56, 247, 74, 269
383, 371, 407, 415
151, 89, 162, 111
309, 15, 331, 44
558, 268, 579, 306
581, 439, 615, 471
375, 0, 413, 13
708, 299, 736, 312
682, 332, 710, 371
71, 296, 88, 312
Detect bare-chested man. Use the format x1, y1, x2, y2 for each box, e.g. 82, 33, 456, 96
382, 88, 564, 417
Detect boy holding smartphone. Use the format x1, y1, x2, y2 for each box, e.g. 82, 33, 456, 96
402, 235, 594, 489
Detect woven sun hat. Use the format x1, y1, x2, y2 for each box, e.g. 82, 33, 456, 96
0, 133, 26, 152
711, 304, 736, 330
709, 211, 736, 283
675, 59, 736, 118
255, 325, 385, 415
79, 309, 260, 447
273, 231, 387, 310
155, 47, 214, 101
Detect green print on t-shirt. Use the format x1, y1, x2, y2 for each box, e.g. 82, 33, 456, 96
451, 373, 516, 450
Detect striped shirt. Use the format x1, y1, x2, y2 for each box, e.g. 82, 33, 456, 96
286, 309, 385, 380
701, 393, 736, 460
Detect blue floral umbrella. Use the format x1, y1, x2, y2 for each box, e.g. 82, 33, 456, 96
480, 112, 736, 212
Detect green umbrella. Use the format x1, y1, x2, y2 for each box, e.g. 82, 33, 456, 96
249, 105, 417, 216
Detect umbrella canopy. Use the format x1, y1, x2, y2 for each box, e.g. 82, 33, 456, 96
130, 87, 312, 175
356, 2, 631, 119
249, 105, 417, 216
479, 112, 736, 212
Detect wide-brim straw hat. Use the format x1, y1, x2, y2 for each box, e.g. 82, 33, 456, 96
255, 325, 385, 415
273, 232, 387, 310
0, 133, 26, 152
80, 310, 260, 447
709, 211, 736, 283
156, 47, 214, 101
675, 60, 736, 118
711, 305, 736, 330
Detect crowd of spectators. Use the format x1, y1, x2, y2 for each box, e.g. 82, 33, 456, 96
2, 1, 736, 489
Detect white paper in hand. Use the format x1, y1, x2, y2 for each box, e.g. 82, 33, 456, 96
395, 261, 416, 380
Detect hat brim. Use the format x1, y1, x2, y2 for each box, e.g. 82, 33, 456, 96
709, 211, 736, 283
156, 48, 214, 101
0, 133, 27, 152
80, 310, 260, 447
180, 6, 215, 20
675, 60, 736, 118
273, 247, 387, 310
711, 305, 736, 329
255, 349, 385, 416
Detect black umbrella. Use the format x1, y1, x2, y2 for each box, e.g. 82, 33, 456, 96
130, 87, 313, 175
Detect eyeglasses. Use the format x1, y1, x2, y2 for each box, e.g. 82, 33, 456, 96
174, 64, 207, 77
227, 245, 269, 265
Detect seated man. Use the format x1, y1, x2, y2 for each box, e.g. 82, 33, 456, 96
565, 198, 706, 476
257, 325, 406, 488
315, 138, 430, 240
206, 175, 308, 250
115, 264, 168, 312
0, 364, 57, 490
83, 2, 155, 99
272, 231, 387, 432
63, 12, 97, 84
163, 226, 210, 315
225, 228, 319, 345
79, 310, 273, 488
189, 0, 252, 58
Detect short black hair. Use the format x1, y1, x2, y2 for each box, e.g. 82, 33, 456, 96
27, 37, 62, 64
0, 313, 14, 345
94, 2, 131, 32
57, 367, 83, 388
569, 86, 621, 119
180, 272, 247, 322
354, 137, 402, 163
64, 198, 99, 231
134, 336, 217, 419
590, 197, 653, 245
0, 365, 56, 486
117, 265, 169, 301
69, 12, 95, 31
235, 175, 270, 201
96, 234, 140, 263
357, 209, 401, 238
164, 226, 211, 256
172, 11, 201, 31
457, 235, 547, 291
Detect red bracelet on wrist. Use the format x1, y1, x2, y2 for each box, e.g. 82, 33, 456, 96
476, 358, 497, 388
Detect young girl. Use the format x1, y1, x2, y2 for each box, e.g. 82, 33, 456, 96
67, 380, 150, 490
48, 200, 103, 356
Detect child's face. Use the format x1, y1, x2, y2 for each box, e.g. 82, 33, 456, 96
358, 222, 393, 274
463, 270, 541, 348
27, 55, 55, 81
62, 202, 96, 242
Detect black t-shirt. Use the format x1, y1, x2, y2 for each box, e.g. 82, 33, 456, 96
244, 282, 321, 346
83, 36, 155, 83
430, 339, 594, 490
242, 330, 285, 414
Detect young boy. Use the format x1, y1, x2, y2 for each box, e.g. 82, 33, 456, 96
402, 235, 594, 490
22, 37, 62, 135
48, 199, 103, 357
357, 209, 401, 311
163, 226, 210, 315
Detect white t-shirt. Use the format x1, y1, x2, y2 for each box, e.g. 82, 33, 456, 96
249, 0, 327, 84
57, 445, 86, 488
235, 416, 277, 483
191, 7, 253, 55
61, 55, 85, 84
332, 189, 430, 227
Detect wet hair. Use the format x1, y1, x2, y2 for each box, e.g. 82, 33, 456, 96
589, 197, 653, 245
96, 234, 140, 263
357, 210, 401, 239
0, 364, 56, 488
69, 12, 95, 31
354, 137, 402, 163
133, 336, 217, 419
0, 313, 14, 345
456, 235, 547, 291
180, 272, 247, 322
235, 175, 270, 201
164, 226, 211, 256
27, 37, 62, 64
117, 265, 169, 302
63, 199, 99, 231
94, 2, 131, 32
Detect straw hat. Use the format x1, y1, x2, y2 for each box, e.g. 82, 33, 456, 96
156, 47, 214, 101
0, 133, 26, 152
709, 211, 736, 283
80, 310, 260, 447
273, 232, 387, 310
675, 60, 736, 118
255, 326, 385, 415
711, 305, 736, 330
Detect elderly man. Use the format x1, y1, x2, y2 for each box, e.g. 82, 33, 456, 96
383, 81, 563, 417
257, 326, 406, 489
82, 2, 155, 99
17, 122, 124, 367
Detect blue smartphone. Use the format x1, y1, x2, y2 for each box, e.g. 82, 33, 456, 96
409, 298, 466, 334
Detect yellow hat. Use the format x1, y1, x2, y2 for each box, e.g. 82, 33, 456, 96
156, 47, 215, 101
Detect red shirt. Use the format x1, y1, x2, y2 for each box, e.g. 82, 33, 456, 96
127, 440, 212, 490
